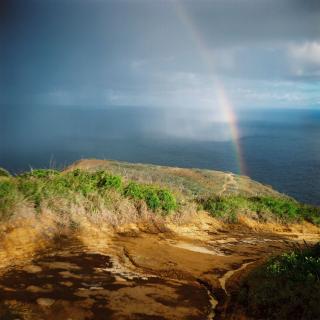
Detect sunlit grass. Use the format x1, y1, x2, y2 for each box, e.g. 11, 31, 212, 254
0, 168, 178, 221
0, 165, 319, 226
199, 195, 320, 225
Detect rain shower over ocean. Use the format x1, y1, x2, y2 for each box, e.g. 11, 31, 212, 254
1, 105, 319, 206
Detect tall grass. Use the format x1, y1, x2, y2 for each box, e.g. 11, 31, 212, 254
1, 167, 319, 227
0, 168, 178, 223
0, 178, 23, 220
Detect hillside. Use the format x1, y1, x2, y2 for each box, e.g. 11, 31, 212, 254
65, 159, 283, 199
0, 159, 319, 319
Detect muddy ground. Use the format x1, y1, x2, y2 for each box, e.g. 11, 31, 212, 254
1, 221, 317, 320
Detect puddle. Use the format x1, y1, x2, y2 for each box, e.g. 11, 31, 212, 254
168, 241, 227, 256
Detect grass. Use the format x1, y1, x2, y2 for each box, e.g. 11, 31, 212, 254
199, 195, 320, 225
0, 168, 11, 177
237, 242, 320, 319
0, 168, 178, 222
0, 178, 23, 220
68, 159, 283, 198
0, 164, 319, 228
124, 182, 177, 214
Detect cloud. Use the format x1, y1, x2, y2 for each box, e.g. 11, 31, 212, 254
1, 0, 319, 108
288, 41, 320, 78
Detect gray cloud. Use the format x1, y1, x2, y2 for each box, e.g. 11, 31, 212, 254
0, 0, 319, 108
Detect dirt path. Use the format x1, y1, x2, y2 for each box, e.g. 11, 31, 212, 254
0, 229, 315, 320
219, 173, 238, 196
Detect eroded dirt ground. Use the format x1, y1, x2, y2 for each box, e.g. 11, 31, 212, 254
0, 227, 317, 320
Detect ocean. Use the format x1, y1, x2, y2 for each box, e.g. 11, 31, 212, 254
1, 105, 319, 206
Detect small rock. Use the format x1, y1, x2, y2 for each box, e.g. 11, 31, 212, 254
23, 265, 42, 273
60, 281, 73, 287
36, 298, 55, 307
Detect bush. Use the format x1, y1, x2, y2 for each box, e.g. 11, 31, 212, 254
17, 177, 44, 208
144, 188, 161, 211
199, 195, 320, 225
96, 171, 122, 190
0, 179, 21, 220
15, 169, 125, 209
123, 182, 145, 200
0, 168, 178, 220
0, 168, 11, 177
266, 243, 320, 281
237, 243, 320, 319
124, 182, 177, 214
158, 189, 177, 212
250, 196, 299, 221
62, 169, 123, 196
20, 169, 60, 179
200, 196, 246, 222
64, 169, 97, 196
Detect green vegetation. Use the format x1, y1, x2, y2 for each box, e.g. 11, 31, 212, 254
0, 163, 319, 226
0, 179, 21, 220
237, 242, 320, 319
124, 182, 177, 214
0, 168, 178, 220
78, 159, 282, 199
0, 167, 11, 177
199, 195, 320, 225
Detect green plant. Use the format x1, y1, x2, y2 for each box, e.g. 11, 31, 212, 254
64, 169, 97, 196
0, 179, 21, 220
123, 182, 145, 200
200, 196, 244, 222
96, 171, 122, 190
124, 182, 177, 213
144, 188, 161, 211
158, 189, 177, 213
237, 243, 320, 320
19, 169, 59, 179
17, 177, 44, 208
0, 168, 11, 177
199, 195, 320, 225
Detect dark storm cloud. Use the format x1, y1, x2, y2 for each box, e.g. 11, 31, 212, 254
181, 0, 320, 46
0, 0, 319, 107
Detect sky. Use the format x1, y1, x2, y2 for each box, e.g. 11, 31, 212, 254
1, 0, 320, 112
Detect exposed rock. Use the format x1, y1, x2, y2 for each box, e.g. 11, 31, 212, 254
36, 298, 55, 307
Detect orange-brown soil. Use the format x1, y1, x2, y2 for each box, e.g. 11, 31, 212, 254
0, 216, 318, 320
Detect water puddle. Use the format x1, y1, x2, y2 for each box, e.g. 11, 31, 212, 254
168, 241, 227, 256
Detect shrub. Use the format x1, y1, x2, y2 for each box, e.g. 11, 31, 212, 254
144, 188, 161, 211
266, 243, 320, 281
299, 204, 320, 225
0, 179, 21, 220
0, 168, 11, 177
158, 189, 177, 212
96, 171, 122, 190
237, 243, 320, 320
200, 195, 320, 225
17, 177, 45, 208
250, 196, 299, 221
200, 196, 244, 222
124, 182, 177, 214
124, 182, 145, 200
20, 169, 60, 179
64, 170, 98, 196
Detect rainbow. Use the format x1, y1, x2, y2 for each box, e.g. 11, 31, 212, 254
174, 1, 246, 175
